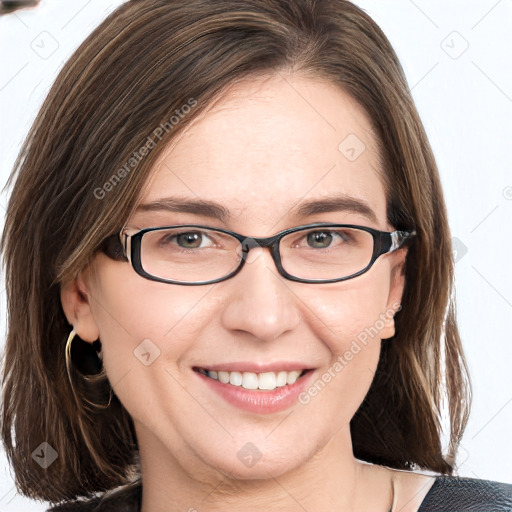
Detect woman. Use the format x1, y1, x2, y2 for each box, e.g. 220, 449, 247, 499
1, 0, 511, 511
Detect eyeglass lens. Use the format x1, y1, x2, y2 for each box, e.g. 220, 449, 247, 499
138, 226, 375, 283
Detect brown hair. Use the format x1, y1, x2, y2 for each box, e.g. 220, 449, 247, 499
1, 0, 470, 504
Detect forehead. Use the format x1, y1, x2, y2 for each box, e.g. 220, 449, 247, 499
138, 73, 387, 231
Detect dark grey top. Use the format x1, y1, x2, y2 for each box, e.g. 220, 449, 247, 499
418, 476, 512, 512
47, 476, 512, 512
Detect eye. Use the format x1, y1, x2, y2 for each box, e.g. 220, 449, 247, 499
306, 231, 335, 249
160, 231, 215, 250
296, 229, 352, 249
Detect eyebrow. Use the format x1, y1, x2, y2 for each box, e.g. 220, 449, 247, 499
135, 194, 377, 224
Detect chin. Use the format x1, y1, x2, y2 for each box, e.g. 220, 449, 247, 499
206, 450, 306, 481
189, 430, 319, 482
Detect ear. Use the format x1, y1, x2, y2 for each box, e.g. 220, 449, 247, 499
60, 271, 100, 344
380, 248, 408, 340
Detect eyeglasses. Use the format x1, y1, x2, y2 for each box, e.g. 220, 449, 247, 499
102, 223, 416, 285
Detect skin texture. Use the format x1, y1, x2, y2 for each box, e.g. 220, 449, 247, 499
61, 73, 434, 511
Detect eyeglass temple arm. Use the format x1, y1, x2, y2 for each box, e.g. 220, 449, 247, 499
99, 233, 128, 261
390, 230, 417, 252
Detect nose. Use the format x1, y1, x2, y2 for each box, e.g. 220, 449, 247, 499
220, 246, 302, 342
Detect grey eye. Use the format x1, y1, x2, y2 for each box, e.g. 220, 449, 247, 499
306, 231, 333, 248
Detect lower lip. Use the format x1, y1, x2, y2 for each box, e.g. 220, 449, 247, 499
195, 370, 315, 414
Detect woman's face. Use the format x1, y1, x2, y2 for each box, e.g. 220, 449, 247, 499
64, 73, 406, 482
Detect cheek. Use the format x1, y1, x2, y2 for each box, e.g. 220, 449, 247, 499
301, 262, 394, 353
86, 260, 219, 392
294, 270, 392, 420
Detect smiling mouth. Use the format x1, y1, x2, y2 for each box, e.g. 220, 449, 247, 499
193, 367, 312, 391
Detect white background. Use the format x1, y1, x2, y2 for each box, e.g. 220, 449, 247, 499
0, 0, 511, 510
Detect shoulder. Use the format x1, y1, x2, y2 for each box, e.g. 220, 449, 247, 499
387, 468, 512, 512
390, 469, 438, 511
45, 480, 142, 512
418, 475, 512, 512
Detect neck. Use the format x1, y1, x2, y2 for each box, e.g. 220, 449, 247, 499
136, 423, 394, 512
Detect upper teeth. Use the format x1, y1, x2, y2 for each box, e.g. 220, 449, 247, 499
200, 369, 304, 390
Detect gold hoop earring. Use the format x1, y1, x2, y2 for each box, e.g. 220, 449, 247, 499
65, 329, 113, 409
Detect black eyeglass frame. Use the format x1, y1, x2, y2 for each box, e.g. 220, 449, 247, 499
103, 222, 416, 286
